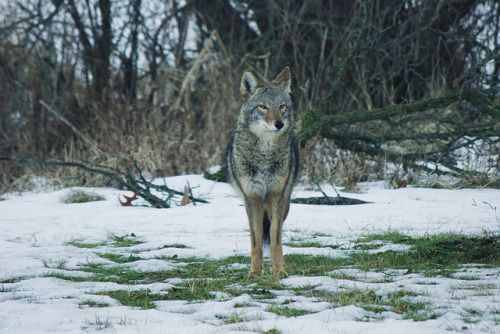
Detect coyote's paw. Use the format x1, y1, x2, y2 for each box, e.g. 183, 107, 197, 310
272, 267, 288, 278
247, 270, 262, 278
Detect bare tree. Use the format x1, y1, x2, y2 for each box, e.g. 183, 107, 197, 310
62, 0, 113, 102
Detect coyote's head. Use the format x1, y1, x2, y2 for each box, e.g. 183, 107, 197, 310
238, 67, 293, 137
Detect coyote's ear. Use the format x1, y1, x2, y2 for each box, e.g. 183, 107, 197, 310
272, 66, 291, 94
240, 70, 260, 101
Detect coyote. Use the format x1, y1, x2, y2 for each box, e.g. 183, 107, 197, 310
225, 66, 299, 277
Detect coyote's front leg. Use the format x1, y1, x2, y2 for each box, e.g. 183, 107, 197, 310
244, 196, 264, 276
267, 192, 288, 277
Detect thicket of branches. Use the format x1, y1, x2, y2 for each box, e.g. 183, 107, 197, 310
0, 0, 499, 193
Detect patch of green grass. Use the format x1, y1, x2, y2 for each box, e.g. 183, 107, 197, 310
410, 233, 500, 267
153, 255, 198, 263
348, 233, 499, 274
287, 236, 306, 243
68, 241, 107, 249
67, 235, 144, 249
160, 280, 216, 301
285, 241, 340, 249
329, 272, 361, 281
49, 263, 177, 285
219, 312, 246, 324
290, 284, 318, 294
490, 307, 500, 315
263, 329, 281, 334
461, 307, 483, 324
99, 289, 157, 309
463, 317, 481, 324
58, 232, 498, 305
285, 254, 346, 276
234, 301, 258, 308
455, 275, 479, 281
281, 298, 295, 305
451, 282, 496, 291
267, 305, 314, 317
160, 243, 190, 249
111, 236, 144, 248
97, 253, 141, 263
79, 300, 110, 308
98, 284, 213, 309
413, 280, 439, 285
422, 268, 455, 278
366, 277, 396, 283
349, 251, 409, 271
311, 232, 332, 238
304, 288, 382, 308
401, 306, 441, 321
287, 232, 499, 275
353, 243, 382, 250
98, 278, 280, 309
463, 308, 482, 316
49, 255, 288, 307
250, 289, 278, 300
63, 190, 105, 204
298, 288, 439, 321
50, 255, 253, 285
287, 233, 499, 277
48, 271, 115, 284
384, 290, 440, 321
385, 291, 424, 316
355, 231, 414, 245
362, 305, 388, 313
387, 290, 422, 299
47, 232, 500, 317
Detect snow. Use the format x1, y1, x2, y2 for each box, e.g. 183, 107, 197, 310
0, 174, 499, 333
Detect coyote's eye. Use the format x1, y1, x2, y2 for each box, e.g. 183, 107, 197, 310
258, 104, 267, 110
279, 104, 286, 110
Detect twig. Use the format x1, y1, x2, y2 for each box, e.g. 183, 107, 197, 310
329, 182, 342, 197
315, 182, 329, 198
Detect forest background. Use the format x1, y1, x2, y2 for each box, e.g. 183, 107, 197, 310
0, 0, 499, 193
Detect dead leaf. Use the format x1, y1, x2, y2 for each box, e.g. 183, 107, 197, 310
119, 191, 139, 206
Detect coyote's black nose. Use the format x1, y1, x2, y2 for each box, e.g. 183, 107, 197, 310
274, 121, 284, 130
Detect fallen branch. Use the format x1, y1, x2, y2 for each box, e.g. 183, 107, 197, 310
301, 89, 500, 176
0, 157, 209, 207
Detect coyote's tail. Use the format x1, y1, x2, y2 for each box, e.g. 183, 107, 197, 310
263, 211, 271, 247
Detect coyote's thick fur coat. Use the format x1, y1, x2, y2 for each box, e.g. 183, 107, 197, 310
225, 67, 299, 277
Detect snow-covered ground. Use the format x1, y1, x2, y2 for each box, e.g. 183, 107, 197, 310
0, 174, 499, 333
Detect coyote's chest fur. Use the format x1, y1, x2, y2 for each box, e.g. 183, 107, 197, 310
234, 133, 290, 198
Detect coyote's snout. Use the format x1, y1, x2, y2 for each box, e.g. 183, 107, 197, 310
225, 66, 299, 277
